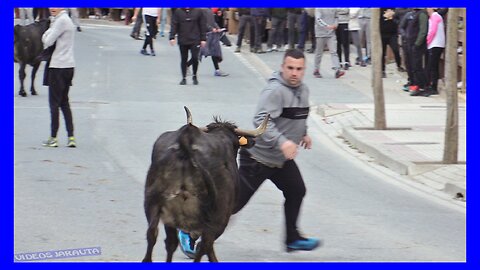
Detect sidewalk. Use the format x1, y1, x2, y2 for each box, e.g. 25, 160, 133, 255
227, 34, 467, 206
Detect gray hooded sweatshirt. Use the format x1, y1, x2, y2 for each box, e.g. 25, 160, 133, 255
248, 71, 310, 168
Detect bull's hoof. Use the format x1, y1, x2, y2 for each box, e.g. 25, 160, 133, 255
141, 258, 152, 263
19, 91, 27, 97
31, 90, 38, 96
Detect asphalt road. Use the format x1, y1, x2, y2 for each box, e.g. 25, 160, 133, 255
13, 21, 465, 262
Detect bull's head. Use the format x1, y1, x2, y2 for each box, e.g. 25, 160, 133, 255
183, 106, 269, 147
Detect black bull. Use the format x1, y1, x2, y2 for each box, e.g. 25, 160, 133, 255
14, 20, 50, 97
142, 107, 269, 262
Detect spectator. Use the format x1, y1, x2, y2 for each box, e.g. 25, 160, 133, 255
313, 8, 345, 79
408, 8, 429, 96
287, 8, 303, 50
398, 9, 415, 91
130, 8, 143, 40
251, 8, 269, 53
380, 8, 404, 78
358, 8, 371, 64
424, 8, 446, 96
234, 8, 255, 53
266, 8, 287, 52
297, 8, 316, 53
336, 8, 350, 69
349, 8, 366, 67
159, 8, 167, 37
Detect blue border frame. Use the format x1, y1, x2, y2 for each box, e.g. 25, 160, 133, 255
5, 1, 476, 269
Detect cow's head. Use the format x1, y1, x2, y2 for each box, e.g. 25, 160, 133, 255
183, 106, 269, 149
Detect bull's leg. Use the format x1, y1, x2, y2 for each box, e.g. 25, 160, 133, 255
18, 63, 27, 97
164, 226, 179, 262
142, 204, 161, 263
194, 234, 218, 262
30, 62, 41, 95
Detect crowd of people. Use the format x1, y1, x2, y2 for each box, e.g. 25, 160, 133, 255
129, 8, 448, 96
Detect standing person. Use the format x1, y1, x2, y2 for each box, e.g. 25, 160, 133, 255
358, 8, 371, 64
266, 8, 287, 52
297, 8, 316, 53
41, 8, 76, 148
408, 8, 429, 96
158, 8, 167, 37
336, 8, 350, 70
178, 49, 320, 257
251, 8, 269, 54
349, 8, 366, 67
287, 8, 303, 50
234, 8, 255, 53
398, 9, 415, 91
313, 8, 345, 79
68, 8, 82, 32
169, 8, 207, 85
18, 8, 34, 26
380, 8, 404, 78
130, 8, 143, 40
139, 8, 160, 56
424, 8, 445, 96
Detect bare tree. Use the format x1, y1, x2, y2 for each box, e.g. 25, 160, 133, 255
443, 8, 460, 164
371, 8, 387, 130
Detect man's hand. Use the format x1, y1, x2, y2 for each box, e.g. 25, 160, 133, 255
281, 140, 298, 160
299, 135, 312, 149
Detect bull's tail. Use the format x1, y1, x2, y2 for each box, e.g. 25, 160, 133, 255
177, 125, 218, 222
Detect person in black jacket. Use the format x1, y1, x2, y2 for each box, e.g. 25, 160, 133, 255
380, 8, 404, 78
169, 8, 207, 85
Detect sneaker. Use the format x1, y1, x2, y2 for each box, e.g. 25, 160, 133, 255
140, 49, 150, 55
192, 76, 199, 85
335, 70, 345, 79
67, 136, 76, 148
306, 48, 315, 53
397, 66, 406, 72
77, 27, 82, 32
410, 89, 427, 96
313, 70, 322, 78
177, 230, 196, 259
42, 137, 58, 147
214, 70, 229, 77
344, 62, 351, 70
234, 47, 241, 53
382, 71, 387, 78
402, 83, 411, 92
272, 44, 278, 52
266, 47, 273, 53
360, 61, 367, 67
409, 85, 419, 92
286, 237, 321, 252
151, 50, 156, 56
179, 78, 187, 85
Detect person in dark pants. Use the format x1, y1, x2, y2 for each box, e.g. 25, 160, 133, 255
251, 8, 269, 53
297, 9, 316, 53
169, 8, 207, 85
41, 8, 76, 148
177, 49, 320, 257
138, 8, 160, 56
408, 8, 429, 96
424, 8, 445, 96
234, 8, 255, 53
398, 9, 415, 91
336, 8, 350, 69
380, 8, 404, 78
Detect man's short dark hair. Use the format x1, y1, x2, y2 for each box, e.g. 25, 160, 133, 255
283, 48, 305, 61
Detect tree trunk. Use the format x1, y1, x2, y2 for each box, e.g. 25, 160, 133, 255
443, 8, 459, 164
371, 8, 387, 130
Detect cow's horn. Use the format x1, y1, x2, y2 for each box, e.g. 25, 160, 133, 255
184, 106, 193, 125
234, 114, 270, 137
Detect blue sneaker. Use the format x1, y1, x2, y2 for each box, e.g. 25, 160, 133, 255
177, 230, 196, 259
286, 237, 321, 252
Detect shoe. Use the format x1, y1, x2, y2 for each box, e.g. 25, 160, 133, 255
286, 237, 321, 252
307, 48, 315, 53
397, 66, 406, 72
214, 70, 229, 77
313, 70, 322, 78
179, 78, 186, 85
250, 48, 255, 53
272, 45, 278, 52
192, 76, 198, 85
410, 89, 427, 96
140, 49, 150, 55
177, 230, 196, 259
234, 47, 241, 53
409, 85, 419, 92
151, 50, 156, 56
382, 71, 387, 78
344, 62, 351, 70
256, 49, 266, 54
67, 136, 76, 148
402, 83, 411, 92
360, 61, 367, 67
335, 70, 345, 79
266, 47, 273, 53
77, 27, 82, 32
42, 137, 58, 147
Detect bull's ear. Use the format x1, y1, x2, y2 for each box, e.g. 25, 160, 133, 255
239, 136, 255, 148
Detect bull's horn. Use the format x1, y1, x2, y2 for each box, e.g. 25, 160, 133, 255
184, 106, 192, 125
234, 114, 270, 137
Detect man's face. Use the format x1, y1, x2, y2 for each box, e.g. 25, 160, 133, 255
281, 56, 305, 87
49, 8, 63, 16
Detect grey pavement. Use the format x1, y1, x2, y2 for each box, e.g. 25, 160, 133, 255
223, 31, 466, 205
